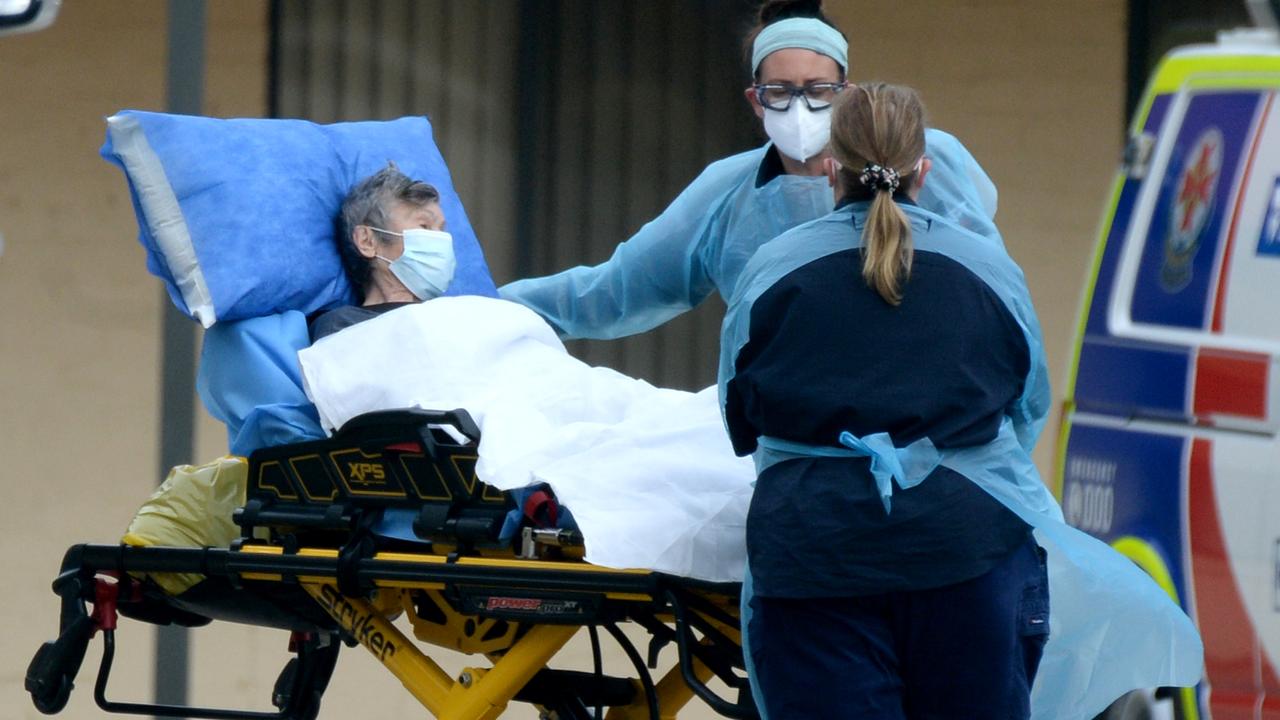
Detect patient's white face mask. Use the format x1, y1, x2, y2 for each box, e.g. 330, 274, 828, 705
372, 227, 457, 301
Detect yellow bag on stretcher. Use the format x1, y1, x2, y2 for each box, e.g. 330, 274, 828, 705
121, 456, 248, 596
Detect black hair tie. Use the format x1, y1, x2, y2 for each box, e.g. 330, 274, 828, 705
859, 163, 900, 192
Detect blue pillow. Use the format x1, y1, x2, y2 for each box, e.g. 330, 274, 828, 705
102, 111, 497, 326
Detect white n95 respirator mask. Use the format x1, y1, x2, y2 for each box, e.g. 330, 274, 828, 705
375, 228, 457, 300
764, 102, 831, 163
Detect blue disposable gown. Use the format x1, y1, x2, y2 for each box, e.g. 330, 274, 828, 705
719, 202, 1204, 720
499, 130, 1000, 339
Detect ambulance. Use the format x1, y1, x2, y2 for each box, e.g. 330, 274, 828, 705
0, 0, 58, 37
1059, 24, 1280, 720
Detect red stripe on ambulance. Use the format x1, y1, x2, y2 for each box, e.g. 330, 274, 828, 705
1188, 438, 1280, 717
1192, 348, 1270, 421
1211, 92, 1274, 333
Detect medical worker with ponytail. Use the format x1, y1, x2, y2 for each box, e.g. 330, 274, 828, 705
720, 83, 1202, 719
499, 0, 998, 338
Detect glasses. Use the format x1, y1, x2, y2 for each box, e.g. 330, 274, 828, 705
754, 82, 848, 111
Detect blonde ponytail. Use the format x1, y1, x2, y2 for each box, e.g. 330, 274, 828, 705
862, 190, 913, 305
828, 83, 927, 306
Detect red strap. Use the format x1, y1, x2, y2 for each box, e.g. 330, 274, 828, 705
523, 489, 559, 528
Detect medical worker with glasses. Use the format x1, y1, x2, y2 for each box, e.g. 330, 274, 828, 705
720, 83, 1202, 718
501, 0, 1001, 715
499, 0, 1000, 341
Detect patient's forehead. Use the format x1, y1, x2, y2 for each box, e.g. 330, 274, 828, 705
387, 199, 445, 231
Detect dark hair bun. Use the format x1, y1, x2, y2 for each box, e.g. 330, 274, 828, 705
757, 0, 825, 25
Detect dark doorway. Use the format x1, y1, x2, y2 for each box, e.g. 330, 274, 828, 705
1127, 0, 1253, 122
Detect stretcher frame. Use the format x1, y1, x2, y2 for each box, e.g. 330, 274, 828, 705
26, 409, 760, 720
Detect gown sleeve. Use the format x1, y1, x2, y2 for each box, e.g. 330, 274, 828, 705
920, 128, 1002, 246
498, 154, 756, 340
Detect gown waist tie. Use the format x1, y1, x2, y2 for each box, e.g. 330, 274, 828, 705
755, 432, 941, 514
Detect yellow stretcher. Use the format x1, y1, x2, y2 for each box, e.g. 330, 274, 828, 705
26, 409, 759, 720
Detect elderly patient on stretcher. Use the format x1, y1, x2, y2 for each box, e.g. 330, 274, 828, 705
309, 164, 454, 341
128, 164, 756, 588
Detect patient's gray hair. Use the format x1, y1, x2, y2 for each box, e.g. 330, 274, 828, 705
338, 162, 440, 301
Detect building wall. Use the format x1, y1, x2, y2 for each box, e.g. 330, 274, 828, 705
0, 2, 1126, 718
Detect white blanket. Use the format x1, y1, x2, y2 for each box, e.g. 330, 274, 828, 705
298, 297, 753, 582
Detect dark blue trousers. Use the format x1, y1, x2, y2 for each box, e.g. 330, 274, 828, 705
747, 538, 1049, 720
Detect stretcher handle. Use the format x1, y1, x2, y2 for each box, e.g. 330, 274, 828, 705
92, 629, 332, 720
94, 629, 287, 719
665, 589, 761, 720
338, 407, 481, 457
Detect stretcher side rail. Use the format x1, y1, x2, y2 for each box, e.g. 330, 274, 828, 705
56, 543, 667, 596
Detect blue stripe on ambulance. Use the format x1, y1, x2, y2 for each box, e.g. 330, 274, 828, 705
1075, 340, 1192, 421
1257, 175, 1280, 257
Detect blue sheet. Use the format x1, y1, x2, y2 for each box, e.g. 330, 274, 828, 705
196, 311, 325, 457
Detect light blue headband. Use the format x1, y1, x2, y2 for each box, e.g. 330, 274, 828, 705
751, 17, 849, 75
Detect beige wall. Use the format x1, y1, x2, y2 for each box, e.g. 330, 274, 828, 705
2, 2, 165, 717
0, 2, 1126, 719
0, 2, 269, 717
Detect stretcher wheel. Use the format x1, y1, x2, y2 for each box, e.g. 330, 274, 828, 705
271, 635, 340, 720
1093, 688, 1186, 720
26, 643, 74, 715
272, 658, 305, 715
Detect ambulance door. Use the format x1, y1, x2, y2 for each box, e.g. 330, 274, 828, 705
1205, 87, 1280, 720
1106, 75, 1280, 719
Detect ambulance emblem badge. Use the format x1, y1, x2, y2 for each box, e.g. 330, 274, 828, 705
1162, 127, 1222, 292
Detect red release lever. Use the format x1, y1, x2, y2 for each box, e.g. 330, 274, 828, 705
90, 575, 120, 633
288, 631, 314, 653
